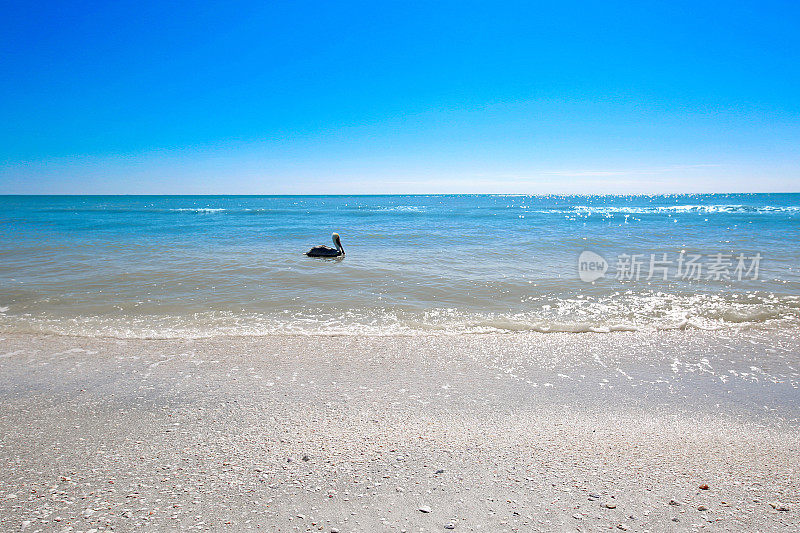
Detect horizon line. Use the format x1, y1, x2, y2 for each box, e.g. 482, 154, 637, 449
0, 192, 798, 197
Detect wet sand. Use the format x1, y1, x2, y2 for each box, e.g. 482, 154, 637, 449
1, 331, 798, 532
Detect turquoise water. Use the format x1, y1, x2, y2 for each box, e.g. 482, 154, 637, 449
1, 194, 799, 337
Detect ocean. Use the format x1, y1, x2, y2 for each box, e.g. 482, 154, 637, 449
0, 194, 798, 338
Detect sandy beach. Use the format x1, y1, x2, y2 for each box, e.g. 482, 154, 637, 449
0, 330, 798, 532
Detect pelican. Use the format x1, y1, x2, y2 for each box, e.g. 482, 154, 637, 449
305, 232, 345, 257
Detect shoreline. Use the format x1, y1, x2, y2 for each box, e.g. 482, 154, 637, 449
1, 331, 798, 531
1, 312, 798, 340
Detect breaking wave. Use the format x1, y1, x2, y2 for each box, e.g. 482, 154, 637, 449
1, 292, 797, 339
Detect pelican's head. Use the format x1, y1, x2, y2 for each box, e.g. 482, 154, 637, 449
332, 232, 344, 253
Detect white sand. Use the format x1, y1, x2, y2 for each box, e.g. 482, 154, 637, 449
0, 331, 798, 531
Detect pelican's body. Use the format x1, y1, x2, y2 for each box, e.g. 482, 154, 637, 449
305, 233, 345, 257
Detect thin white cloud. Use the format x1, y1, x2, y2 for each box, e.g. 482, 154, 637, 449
538, 164, 722, 178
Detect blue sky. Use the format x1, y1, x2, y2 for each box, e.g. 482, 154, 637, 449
1, 0, 799, 194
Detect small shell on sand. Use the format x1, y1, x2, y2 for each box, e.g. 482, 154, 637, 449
769, 502, 790, 511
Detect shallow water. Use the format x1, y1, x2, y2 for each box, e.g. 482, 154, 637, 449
0, 194, 798, 337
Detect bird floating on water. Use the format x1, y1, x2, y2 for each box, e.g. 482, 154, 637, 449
305, 232, 345, 257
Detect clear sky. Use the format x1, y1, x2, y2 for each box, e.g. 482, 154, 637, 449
1, 0, 799, 194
